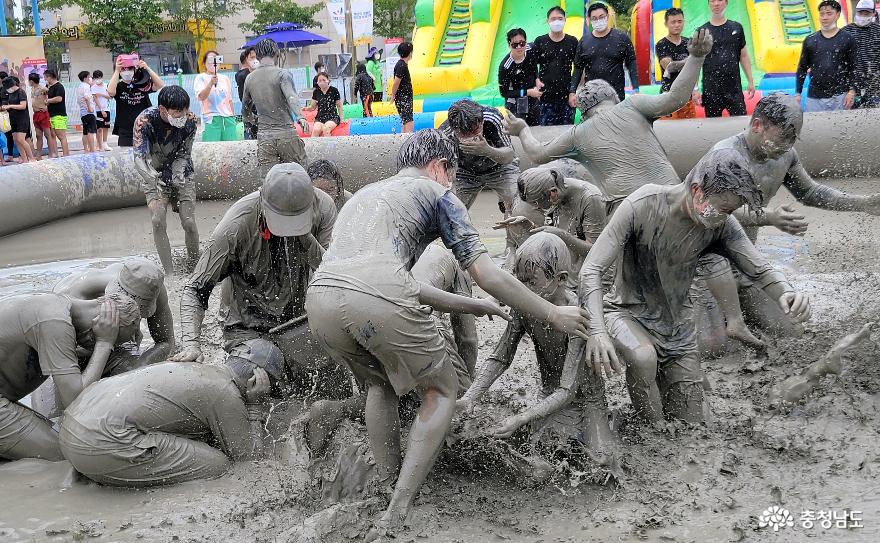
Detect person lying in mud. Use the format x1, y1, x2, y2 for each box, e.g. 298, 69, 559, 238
457, 233, 617, 460
582, 149, 812, 424
171, 163, 351, 399
0, 292, 137, 461
58, 339, 282, 487
308, 159, 353, 211
305, 129, 590, 540
768, 322, 876, 409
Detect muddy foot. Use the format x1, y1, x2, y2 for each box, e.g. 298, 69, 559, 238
322, 444, 377, 504
726, 320, 765, 351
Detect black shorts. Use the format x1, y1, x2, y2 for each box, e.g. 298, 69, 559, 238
81, 114, 98, 135
95, 111, 110, 129
395, 96, 414, 124
702, 90, 747, 118
10, 115, 30, 134
315, 115, 341, 125
117, 134, 134, 147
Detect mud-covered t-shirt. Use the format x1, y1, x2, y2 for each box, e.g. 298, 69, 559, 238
132, 106, 197, 182
550, 177, 606, 272
112, 81, 156, 138
438, 106, 515, 175
242, 66, 302, 139
47, 82, 67, 117
62, 363, 254, 460
699, 20, 746, 94
0, 294, 79, 402
313, 170, 487, 302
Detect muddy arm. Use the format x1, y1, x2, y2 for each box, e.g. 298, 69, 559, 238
450, 312, 478, 376
784, 157, 880, 212
629, 53, 704, 119
142, 285, 175, 364
458, 316, 526, 404
511, 337, 585, 427
515, 124, 577, 166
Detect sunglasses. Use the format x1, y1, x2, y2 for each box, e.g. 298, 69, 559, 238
509, 41, 527, 48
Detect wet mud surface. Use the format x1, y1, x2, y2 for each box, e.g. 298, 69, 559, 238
2, 182, 880, 542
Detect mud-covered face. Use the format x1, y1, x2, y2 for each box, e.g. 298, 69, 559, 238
426, 158, 456, 188
454, 122, 483, 141
527, 187, 558, 212
689, 186, 742, 229
313, 177, 339, 200
753, 120, 797, 161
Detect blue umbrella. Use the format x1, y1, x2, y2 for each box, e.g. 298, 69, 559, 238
242, 22, 331, 49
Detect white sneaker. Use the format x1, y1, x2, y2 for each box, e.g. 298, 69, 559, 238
102, 144, 112, 151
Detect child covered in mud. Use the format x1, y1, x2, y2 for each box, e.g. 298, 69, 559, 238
307, 159, 353, 211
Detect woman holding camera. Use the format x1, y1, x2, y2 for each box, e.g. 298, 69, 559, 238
194, 50, 237, 142
108, 54, 164, 147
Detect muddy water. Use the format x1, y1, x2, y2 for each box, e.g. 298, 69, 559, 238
1, 181, 880, 542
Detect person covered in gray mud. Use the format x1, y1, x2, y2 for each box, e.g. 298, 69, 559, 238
457, 233, 618, 461
582, 149, 812, 424
132, 85, 200, 276
439, 99, 520, 212
0, 292, 138, 461
307, 159, 353, 211
504, 28, 713, 211
171, 163, 350, 399
59, 340, 283, 487
305, 129, 590, 540
242, 38, 310, 177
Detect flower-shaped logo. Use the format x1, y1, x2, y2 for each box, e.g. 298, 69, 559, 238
759, 506, 795, 532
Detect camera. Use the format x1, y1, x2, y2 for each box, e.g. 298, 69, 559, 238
213, 55, 224, 65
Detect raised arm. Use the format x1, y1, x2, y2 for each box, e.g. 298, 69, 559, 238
107, 57, 122, 96
504, 113, 578, 165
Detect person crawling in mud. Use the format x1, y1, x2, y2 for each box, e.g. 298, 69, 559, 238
308, 159, 353, 212
457, 233, 618, 461
172, 163, 350, 399
0, 292, 138, 461
581, 148, 812, 424
58, 339, 282, 487
305, 129, 590, 540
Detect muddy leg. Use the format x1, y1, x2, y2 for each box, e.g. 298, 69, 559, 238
365, 382, 401, 483
694, 286, 728, 358
739, 285, 803, 338
705, 271, 764, 349
148, 200, 173, 275
307, 395, 368, 454
609, 317, 664, 422
0, 398, 64, 461
177, 200, 200, 271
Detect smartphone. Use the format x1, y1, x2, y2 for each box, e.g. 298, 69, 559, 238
213, 55, 224, 65
119, 54, 139, 68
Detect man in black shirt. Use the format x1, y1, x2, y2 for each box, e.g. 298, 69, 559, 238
844, 0, 880, 108
698, 0, 755, 117
532, 6, 579, 125
236, 47, 258, 139
655, 8, 698, 119
44, 69, 70, 157
796, 0, 857, 111
498, 28, 541, 125
390, 41, 415, 133
107, 55, 165, 147
571, 3, 639, 102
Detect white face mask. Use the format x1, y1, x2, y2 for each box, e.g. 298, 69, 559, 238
855, 14, 874, 26
592, 17, 609, 32
167, 113, 188, 128
94, 79, 103, 85
549, 20, 565, 32
120, 70, 134, 83
250, 59, 260, 69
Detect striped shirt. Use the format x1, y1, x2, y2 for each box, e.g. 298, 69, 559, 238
843, 22, 880, 96
439, 107, 514, 175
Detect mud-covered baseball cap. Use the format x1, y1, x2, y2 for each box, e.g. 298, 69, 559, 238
226, 339, 286, 382
260, 163, 315, 237
105, 258, 163, 318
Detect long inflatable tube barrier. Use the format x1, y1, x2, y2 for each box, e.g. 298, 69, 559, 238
0, 110, 877, 237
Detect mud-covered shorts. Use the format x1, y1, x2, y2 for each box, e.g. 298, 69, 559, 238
142, 174, 196, 212
452, 162, 520, 211
0, 395, 61, 460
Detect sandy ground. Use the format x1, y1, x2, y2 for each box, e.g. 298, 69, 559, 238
1, 182, 880, 543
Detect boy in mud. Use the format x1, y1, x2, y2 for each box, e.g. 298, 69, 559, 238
59, 340, 282, 487
305, 129, 590, 539
0, 292, 138, 461
457, 233, 618, 462
172, 163, 350, 399
582, 149, 812, 423
132, 85, 200, 276
307, 159, 353, 211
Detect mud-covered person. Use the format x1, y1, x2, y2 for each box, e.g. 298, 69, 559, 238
171, 163, 351, 399
242, 39, 310, 178
439, 99, 520, 212
59, 340, 283, 487
305, 129, 590, 539
0, 292, 138, 461
308, 159, 353, 211
132, 85, 200, 276
582, 149, 811, 424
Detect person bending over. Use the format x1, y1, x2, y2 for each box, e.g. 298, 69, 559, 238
307, 159, 353, 211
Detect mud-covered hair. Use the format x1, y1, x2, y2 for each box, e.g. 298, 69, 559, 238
447, 99, 484, 134
514, 232, 572, 281
752, 92, 803, 138
517, 167, 565, 202
396, 129, 458, 170
97, 292, 141, 327
255, 38, 279, 60
687, 148, 764, 212
158, 85, 190, 110
307, 159, 345, 194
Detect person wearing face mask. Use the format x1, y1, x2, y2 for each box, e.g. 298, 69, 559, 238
582, 149, 812, 424
108, 54, 164, 147
532, 6, 579, 125
0, 76, 35, 163
571, 3, 639, 103
76, 71, 98, 153
236, 47, 259, 139
365, 47, 384, 102
132, 86, 200, 277
795, 0, 857, 111
843, 0, 880, 108
304, 72, 343, 136
91, 70, 112, 151
498, 28, 541, 126
306, 129, 590, 541
195, 50, 237, 142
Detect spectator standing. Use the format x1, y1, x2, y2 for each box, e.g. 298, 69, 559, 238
655, 8, 697, 118
0, 70, 14, 162
698, 0, 756, 117
796, 0, 857, 111
366, 47, 384, 101
1, 77, 34, 162
76, 71, 98, 153
195, 50, 236, 142
306, 73, 343, 136
571, 3, 639, 102
91, 70, 112, 151
843, 0, 880, 108
390, 41, 415, 133
108, 56, 164, 147
532, 6, 579, 125
498, 28, 541, 125
28, 73, 53, 159
354, 62, 375, 117
44, 69, 70, 157
236, 47, 258, 139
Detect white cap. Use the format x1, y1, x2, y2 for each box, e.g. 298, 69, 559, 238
856, 0, 875, 11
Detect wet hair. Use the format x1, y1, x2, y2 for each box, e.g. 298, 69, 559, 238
355, 62, 367, 75
44, 69, 57, 80
818, 0, 841, 12
665, 7, 684, 20
316, 72, 330, 82
28, 72, 40, 84
396, 129, 458, 170
575, 79, 618, 113
240, 46, 255, 64
255, 38, 279, 60
77, 70, 91, 82
507, 28, 527, 42
98, 292, 142, 328
398, 41, 414, 58
92, 69, 103, 79
517, 167, 565, 203
158, 85, 190, 110
752, 92, 803, 138
514, 232, 571, 282
2, 77, 16, 90
687, 148, 764, 212
202, 49, 220, 65
307, 159, 345, 194
587, 2, 609, 17
447, 99, 485, 134
547, 6, 566, 18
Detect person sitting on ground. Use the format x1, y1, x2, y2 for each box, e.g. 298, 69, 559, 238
307, 159, 352, 211
305, 129, 590, 540
304, 73, 343, 137
133, 85, 200, 276
354, 62, 375, 117
58, 340, 282, 487
0, 292, 136, 461
582, 148, 811, 424
439, 99, 520, 212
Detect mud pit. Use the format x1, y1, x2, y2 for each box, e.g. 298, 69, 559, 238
1, 183, 880, 543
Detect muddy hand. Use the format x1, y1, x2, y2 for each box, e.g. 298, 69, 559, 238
778, 292, 811, 323
93, 299, 120, 345
549, 306, 590, 340
503, 112, 527, 137
687, 29, 714, 58
459, 135, 491, 155
493, 414, 526, 439
493, 216, 535, 230
454, 397, 475, 416
245, 367, 271, 403
587, 333, 621, 374
770, 204, 808, 236
475, 297, 513, 322
169, 345, 204, 363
